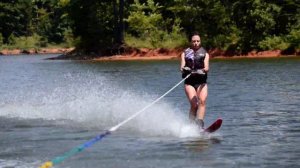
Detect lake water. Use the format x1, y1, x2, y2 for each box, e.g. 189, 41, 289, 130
0, 55, 299, 168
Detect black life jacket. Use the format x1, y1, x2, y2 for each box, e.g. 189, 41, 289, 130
184, 47, 207, 70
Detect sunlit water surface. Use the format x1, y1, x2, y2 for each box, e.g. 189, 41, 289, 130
0, 55, 299, 168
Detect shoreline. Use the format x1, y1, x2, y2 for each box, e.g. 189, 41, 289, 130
0, 48, 74, 55
1, 48, 299, 61
92, 54, 299, 62
92, 48, 299, 61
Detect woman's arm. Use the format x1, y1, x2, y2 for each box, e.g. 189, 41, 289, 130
180, 52, 186, 72
203, 53, 209, 72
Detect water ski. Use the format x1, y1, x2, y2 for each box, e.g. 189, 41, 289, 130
203, 118, 222, 133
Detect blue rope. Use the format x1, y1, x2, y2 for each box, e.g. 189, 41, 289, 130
39, 130, 111, 168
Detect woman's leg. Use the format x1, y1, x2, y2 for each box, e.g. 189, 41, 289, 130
184, 84, 198, 121
196, 84, 208, 120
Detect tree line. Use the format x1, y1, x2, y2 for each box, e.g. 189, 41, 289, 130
0, 0, 299, 55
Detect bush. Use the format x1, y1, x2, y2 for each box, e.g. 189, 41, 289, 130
63, 28, 75, 48
1, 33, 48, 50
258, 35, 289, 50
14, 34, 45, 50
125, 28, 187, 49
8, 34, 16, 45
286, 28, 300, 50
125, 34, 153, 48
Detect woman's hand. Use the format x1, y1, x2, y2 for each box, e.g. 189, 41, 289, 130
193, 69, 206, 75
181, 67, 192, 73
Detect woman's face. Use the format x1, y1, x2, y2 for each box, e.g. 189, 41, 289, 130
191, 35, 201, 49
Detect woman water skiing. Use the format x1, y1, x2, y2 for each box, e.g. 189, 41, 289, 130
180, 31, 210, 129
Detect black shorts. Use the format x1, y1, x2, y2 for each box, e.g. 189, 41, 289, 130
183, 73, 207, 90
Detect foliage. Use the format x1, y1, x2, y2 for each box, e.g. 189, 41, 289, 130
0, 0, 33, 42
0, 0, 299, 54
0, 0, 72, 48
14, 33, 45, 49
287, 28, 300, 50
32, 0, 71, 43
0, 33, 3, 49
2, 33, 44, 50
258, 36, 289, 50
259, 21, 300, 51
286, 14, 300, 50
68, 0, 115, 53
62, 28, 76, 48
126, 0, 187, 49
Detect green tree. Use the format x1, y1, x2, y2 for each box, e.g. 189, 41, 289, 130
0, 0, 72, 47
126, 0, 186, 48
68, 0, 116, 54
113, 0, 125, 45
169, 0, 239, 50
0, 0, 299, 54
32, 0, 71, 44
0, 0, 33, 43
230, 0, 281, 52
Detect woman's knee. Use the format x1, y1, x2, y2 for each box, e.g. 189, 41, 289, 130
190, 98, 198, 109
198, 99, 206, 106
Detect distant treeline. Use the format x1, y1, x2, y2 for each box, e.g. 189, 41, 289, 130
0, 0, 299, 55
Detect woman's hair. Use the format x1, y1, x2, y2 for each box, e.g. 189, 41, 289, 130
189, 31, 201, 41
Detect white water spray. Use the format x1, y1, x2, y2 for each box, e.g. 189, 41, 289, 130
0, 72, 199, 137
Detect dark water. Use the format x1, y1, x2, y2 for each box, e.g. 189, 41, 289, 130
0, 55, 299, 168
